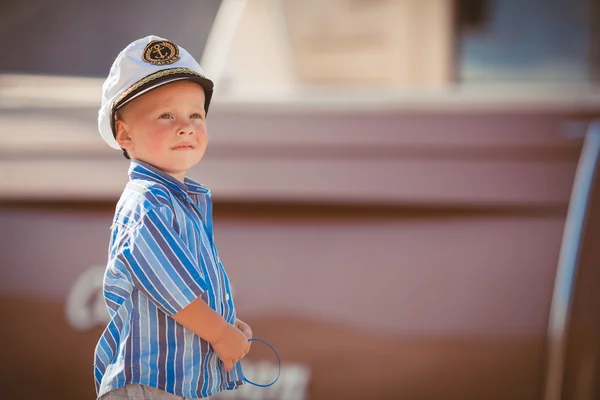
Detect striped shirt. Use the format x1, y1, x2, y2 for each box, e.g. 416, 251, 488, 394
94, 160, 243, 399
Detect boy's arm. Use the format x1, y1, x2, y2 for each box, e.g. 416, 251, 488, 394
172, 297, 227, 343
173, 297, 250, 371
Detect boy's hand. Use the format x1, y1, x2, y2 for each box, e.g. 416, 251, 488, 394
210, 323, 250, 372
235, 318, 253, 341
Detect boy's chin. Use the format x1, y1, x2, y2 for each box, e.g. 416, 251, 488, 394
165, 158, 202, 172
139, 158, 200, 175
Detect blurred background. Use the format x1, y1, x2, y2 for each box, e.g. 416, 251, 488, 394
1, 0, 600, 399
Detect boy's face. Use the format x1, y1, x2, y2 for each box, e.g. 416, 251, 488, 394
115, 80, 208, 182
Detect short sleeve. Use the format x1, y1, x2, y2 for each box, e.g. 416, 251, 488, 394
118, 205, 208, 315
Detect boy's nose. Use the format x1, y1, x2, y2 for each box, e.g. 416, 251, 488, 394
178, 125, 194, 135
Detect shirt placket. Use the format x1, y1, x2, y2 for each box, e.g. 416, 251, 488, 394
186, 193, 232, 321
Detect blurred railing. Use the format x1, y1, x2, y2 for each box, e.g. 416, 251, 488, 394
545, 122, 600, 399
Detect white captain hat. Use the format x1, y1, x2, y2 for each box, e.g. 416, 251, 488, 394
98, 35, 214, 150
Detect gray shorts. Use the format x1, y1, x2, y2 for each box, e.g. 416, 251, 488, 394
100, 384, 209, 400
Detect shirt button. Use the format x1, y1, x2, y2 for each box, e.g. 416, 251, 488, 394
225, 293, 230, 301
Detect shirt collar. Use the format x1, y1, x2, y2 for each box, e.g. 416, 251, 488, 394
128, 160, 211, 197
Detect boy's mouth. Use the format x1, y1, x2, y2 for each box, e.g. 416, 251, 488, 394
172, 143, 196, 150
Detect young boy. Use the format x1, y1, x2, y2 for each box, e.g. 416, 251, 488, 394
94, 35, 252, 399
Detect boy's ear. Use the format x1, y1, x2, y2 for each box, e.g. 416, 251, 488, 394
114, 120, 133, 149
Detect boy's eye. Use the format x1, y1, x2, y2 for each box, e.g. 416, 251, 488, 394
159, 113, 173, 119
190, 113, 203, 119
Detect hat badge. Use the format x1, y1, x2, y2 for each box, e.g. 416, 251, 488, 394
142, 40, 180, 66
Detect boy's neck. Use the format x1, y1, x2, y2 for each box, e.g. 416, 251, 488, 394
171, 172, 187, 183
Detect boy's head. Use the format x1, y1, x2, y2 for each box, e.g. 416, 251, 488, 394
98, 36, 214, 180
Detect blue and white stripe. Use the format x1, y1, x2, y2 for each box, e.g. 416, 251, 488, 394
94, 160, 243, 399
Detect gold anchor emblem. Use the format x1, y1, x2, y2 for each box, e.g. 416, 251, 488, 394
142, 40, 180, 65
152, 44, 168, 59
